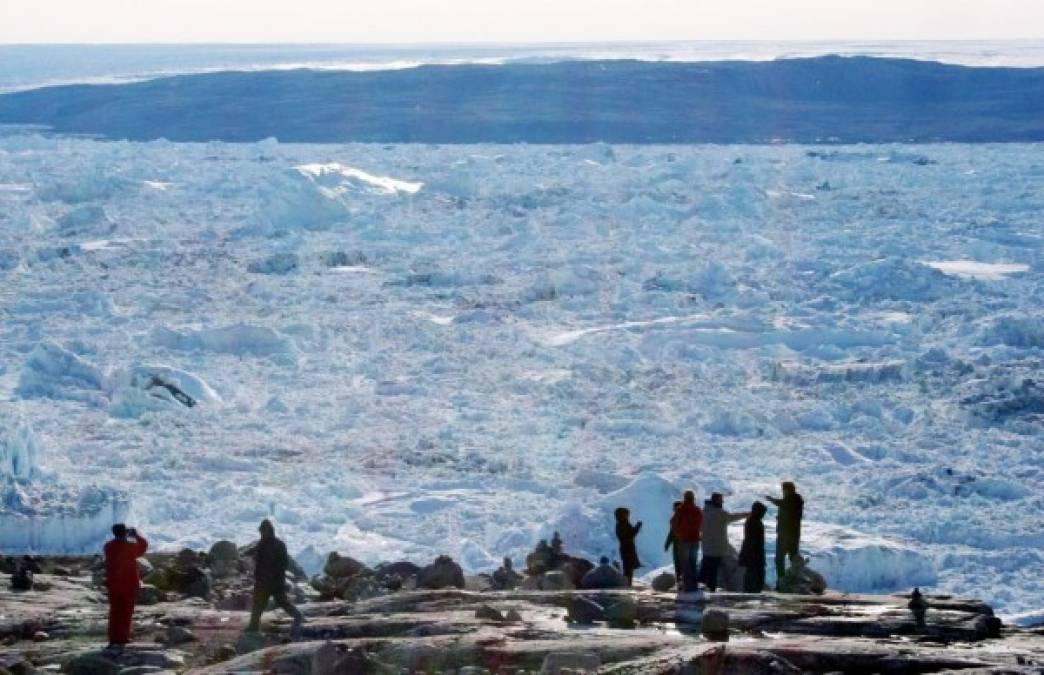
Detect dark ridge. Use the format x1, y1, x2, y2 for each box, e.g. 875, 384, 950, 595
1, 56, 1043, 143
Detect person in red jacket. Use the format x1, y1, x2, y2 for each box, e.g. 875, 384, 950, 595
670, 490, 703, 592
103, 524, 148, 652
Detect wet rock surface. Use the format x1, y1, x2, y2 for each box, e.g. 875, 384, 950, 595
2, 554, 1042, 673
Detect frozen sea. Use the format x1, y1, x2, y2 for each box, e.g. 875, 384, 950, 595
0, 133, 1041, 620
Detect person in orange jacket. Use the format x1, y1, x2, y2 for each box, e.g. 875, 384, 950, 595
104, 524, 148, 652
670, 490, 703, 592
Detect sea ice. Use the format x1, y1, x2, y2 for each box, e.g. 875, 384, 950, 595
0, 134, 1040, 617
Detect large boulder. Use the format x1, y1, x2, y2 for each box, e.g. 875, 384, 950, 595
324, 552, 366, 579
781, 557, 828, 595
522, 570, 574, 591
559, 557, 595, 588
604, 596, 639, 626
152, 563, 211, 599
566, 596, 605, 624
416, 555, 465, 590
135, 584, 163, 605
652, 572, 677, 592
702, 609, 730, 641
207, 540, 240, 578
579, 561, 627, 590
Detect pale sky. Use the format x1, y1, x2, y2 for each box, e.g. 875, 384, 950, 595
1, 0, 1042, 44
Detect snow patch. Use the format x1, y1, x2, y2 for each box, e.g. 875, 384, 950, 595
920, 260, 1029, 281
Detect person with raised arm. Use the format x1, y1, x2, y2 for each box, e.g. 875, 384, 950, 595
699, 492, 749, 591
614, 507, 643, 586
104, 524, 148, 652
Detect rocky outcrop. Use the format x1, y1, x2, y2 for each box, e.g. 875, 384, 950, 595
415, 555, 465, 590
2, 553, 1042, 674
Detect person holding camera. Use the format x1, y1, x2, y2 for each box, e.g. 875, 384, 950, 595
103, 524, 149, 652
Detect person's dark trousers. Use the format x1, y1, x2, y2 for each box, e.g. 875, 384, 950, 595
743, 562, 765, 593
247, 584, 303, 631
678, 541, 700, 591
699, 556, 722, 591
672, 547, 683, 582
775, 537, 799, 586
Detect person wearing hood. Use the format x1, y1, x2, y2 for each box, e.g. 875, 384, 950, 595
766, 481, 804, 590
698, 493, 748, 591
246, 519, 303, 633
670, 490, 703, 591
738, 501, 768, 593
663, 501, 683, 581
614, 507, 643, 586
104, 524, 148, 652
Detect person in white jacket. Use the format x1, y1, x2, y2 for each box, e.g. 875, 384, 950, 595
699, 493, 748, 591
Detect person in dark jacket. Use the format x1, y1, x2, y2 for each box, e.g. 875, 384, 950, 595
766, 481, 804, 589
738, 501, 768, 593
104, 524, 148, 651
614, 507, 643, 586
246, 519, 303, 632
670, 491, 703, 591
663, 501, 682, 581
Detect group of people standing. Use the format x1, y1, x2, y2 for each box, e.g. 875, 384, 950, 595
100, 484, 804, 650
615, 481, 804, 593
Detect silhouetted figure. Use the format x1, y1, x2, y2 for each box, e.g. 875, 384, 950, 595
670, 490, 704, 591
699, 493, 748, 591
766, 481, 804, 590
9, 557, 33, 591
246, 519, 303, 633
491, 556, 523, 590
909, 587, 928, 628
104, 524, 148, 652
551, 531, 564, 559
526, 539, 555, 575
614, 507, 643, 586
663, 501, 682, 582
739, 501, 768, 593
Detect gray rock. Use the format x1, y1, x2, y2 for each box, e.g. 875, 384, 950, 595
781, 557, 828, 595
566, 596, 605, 624
235, 631, 267, 655
416, 555, 465, 590
540, 651, 601, 674
311, 641, 378, 674
207, 541, 239, 578
579, 563, 627, 590
64, 648, 185, 675
702, 608, 730, 641
474, 604, 505, 622
164, 625, 196, 646
505, 608, 524, 623
651, 571, 677, 592
136, 584, 163, 605
604, 596, 638, 625
323, 552, 366, 579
